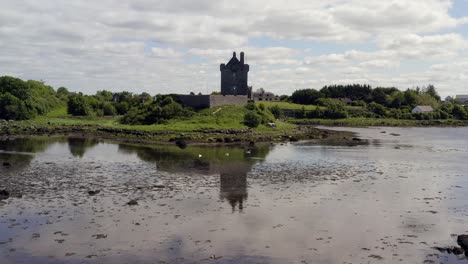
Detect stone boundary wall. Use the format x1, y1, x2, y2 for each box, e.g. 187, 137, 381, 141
209, 95, 248, 108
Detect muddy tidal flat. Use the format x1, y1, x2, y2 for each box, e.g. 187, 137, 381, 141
1, 127, 468, 264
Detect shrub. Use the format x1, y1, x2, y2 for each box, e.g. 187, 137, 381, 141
269, 105, 282, 119
245, 102, 256, 110
367, 102, 388, 117
67, 94, 92, 116
294, 107, 306, 118
243, 112, 260, 128
102, 102, 117, 116
323, 103, 348, 119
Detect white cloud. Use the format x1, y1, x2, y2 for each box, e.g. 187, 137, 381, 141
0, 0, 467, 96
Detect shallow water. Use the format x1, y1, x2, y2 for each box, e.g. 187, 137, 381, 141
0, 127, 467, 264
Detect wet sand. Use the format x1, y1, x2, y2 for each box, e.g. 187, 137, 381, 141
1, 127, 468, 263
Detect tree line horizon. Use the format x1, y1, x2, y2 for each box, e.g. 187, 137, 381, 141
1, 76, 467, 125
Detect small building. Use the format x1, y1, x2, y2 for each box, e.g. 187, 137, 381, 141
456, 95, 468, 105
412, 105, 434, 113
252, 91, 280, 101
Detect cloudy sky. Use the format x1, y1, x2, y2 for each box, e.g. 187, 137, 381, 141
1, 0, 468, 96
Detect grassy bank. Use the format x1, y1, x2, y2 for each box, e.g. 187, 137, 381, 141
2, 105, 467, 145
1, 106, 328, 144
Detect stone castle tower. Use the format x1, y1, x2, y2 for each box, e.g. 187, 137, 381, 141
220, 52, 250, 96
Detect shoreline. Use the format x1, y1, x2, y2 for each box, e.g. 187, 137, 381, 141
3, 117, 466, 147
290, 118, 468, 127
0, 122, 354, 146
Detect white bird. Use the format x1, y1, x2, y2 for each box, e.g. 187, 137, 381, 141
225, 153, 230, 156
198, 154, 202, 158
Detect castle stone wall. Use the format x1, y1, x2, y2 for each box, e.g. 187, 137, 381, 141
174, 95, 211, 109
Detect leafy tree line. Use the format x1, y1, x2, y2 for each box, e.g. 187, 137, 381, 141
290, 84, 440, 108
0, 76, 63, 120
287, 84, 468, 120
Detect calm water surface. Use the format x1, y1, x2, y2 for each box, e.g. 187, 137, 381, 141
0, 127, 468, 263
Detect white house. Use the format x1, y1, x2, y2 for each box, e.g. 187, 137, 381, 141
456, 95, 468, 105
412, 105, 434, 113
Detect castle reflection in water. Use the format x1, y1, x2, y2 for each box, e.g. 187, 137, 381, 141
116, 143, 271, 213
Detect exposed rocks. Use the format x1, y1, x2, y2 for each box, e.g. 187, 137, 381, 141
88, 190, 100, 196
289, 136, 299, 142
127, 199, 138, 206
457, 235, 468, 251
0, 190, 9, 200
92, 234, 108, 239
432, 235, 468, 257
352, 137, 361, 141
2, 162, 11, 167
175, 139, 187, 149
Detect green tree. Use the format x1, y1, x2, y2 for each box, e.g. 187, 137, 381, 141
424, 84, 441, 101
367, 102, 388, 117
269, 105, 282, 119
67, 94, 91, 116
102, 102, 117, 116
0, 76, 30, 100
291, 89, 323, 105
57, 87, 70, 98
0, 93, 32, 120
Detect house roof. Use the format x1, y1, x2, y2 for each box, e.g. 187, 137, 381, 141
413, 105, 434, 112
456, 95, 468, 99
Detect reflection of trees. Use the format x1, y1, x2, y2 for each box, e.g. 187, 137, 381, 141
0, 137, 55, 172
0, 137, 52, 153
118, 144, 271, 212
67, 137, 99, 158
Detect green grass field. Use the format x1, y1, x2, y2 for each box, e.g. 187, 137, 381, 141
255, 101, 317, 110
30, 106, 296, 132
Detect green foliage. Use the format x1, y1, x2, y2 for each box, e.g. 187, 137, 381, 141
0, 92, 33, 120
243, 111, 260, 128
0, 76, 30, 100
120, 95, 192, 125
57, 87, 70, 98
320, 84, 372, 101
452, 105, 468, 120
424, 84, 441, 101
0, 76, 62, 120
323, 101, 348, 119
291, 89, 323, 104
352, 100, 366, 107
258, 103, 265, 111
245, 102, 256, 110
269, 105, 283, 119
367, 102, 388, 117
316, 98, 336, 106
102, 102, 117, 116
294, 106, 306, 118
115, 101, 130, 115
67, 94, 92, 116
